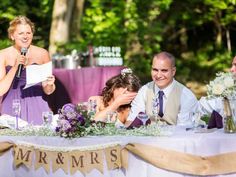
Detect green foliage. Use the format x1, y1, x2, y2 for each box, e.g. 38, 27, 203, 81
64, 0, 236, 86
0, 39, 12, 50
0, 0, 236, 92
0, 0, 54, 49
81, 0, 126, 46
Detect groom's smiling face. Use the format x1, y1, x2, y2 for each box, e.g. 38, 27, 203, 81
151, 57, 176, 89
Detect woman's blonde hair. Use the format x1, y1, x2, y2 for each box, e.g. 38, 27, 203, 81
8, 16, 35, 40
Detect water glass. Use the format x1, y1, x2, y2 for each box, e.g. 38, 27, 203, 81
185, 112, 204, 131
12, 99, 21, 130
42, 111, 53, 126
229, 97, 236, 122
152, 97, 159, 122
88, 99, 97, 113
87, 100, 97, 118
192, 112, 202, 128
106, 111, 118, 123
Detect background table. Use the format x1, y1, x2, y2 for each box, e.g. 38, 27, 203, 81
0, 127, 236, 177
47, 66, 124, 113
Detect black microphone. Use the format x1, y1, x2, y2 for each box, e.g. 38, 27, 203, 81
16, 47, 28, 79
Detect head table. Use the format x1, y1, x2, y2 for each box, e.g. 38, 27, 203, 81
0, 127, 236, 177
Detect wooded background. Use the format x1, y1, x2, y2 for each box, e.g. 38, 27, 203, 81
1, 0, 236, 96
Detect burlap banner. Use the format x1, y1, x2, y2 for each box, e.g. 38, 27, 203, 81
3, 141, 236, 175
10, 141, 122, 175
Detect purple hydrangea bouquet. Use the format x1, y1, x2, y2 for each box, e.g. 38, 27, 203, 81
55, 103, 91, 138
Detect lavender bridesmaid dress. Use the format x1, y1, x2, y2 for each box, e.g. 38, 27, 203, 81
0, 66, 51, 125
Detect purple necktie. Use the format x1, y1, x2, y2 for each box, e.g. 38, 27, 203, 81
158, 90, 164, 117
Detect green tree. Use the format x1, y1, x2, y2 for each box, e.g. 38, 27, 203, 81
0, 0, 54, 49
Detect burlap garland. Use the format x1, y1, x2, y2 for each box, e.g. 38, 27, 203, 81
0, 141, 14, 156
125, 143, 236, 176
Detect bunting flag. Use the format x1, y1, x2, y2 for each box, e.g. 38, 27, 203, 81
86, 150, 103, 173
105, 145, 121, 170
51, 151, 69, 174
35, 149, 51, 173
69, 150, 87, 175
14, 145, 33, 168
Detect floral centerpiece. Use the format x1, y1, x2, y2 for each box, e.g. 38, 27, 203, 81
206, 72, 236, 98
55, 103, 92, 138
206, 72, 236, 133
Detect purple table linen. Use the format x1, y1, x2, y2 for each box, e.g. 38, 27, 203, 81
53, 66, 124, 104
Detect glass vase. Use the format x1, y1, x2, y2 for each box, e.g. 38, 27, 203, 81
223, 97, 236, 133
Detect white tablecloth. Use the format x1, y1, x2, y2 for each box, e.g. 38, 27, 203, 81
0, 127, 236, 177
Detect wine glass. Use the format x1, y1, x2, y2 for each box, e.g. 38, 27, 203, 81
137, 112, 149, 126
186, 112, 203, 131
12, 99, 21, 130
42, 111, 53, 127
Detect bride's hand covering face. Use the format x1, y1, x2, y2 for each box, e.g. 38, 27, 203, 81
113, 88, 138, 107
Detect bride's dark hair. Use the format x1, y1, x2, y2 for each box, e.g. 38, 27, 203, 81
101, 71, 141, 110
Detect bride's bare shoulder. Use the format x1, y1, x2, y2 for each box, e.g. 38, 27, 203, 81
88, 96, 103, 102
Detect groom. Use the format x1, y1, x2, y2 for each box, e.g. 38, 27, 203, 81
125, 51, 198, 126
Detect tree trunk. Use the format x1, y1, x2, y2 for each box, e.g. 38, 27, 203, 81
71, 0, 85, 40
214, 12, 222, 49
215, 25, 222, 49
226, 28, 231, 53
49, 0, 75, 55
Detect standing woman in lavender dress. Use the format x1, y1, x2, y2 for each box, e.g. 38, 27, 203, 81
0, 16, 56, 125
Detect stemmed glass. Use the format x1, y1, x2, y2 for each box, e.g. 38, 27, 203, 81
137, 112, 149, 126
186, 111, 204, 131
106, 111, 118, 123
42, 111, 53, 127
152, 96, 159, 123
87, 100, 97, 118
12, 99, 21, 130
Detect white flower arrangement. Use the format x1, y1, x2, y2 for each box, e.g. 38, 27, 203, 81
207, 72, 236, 98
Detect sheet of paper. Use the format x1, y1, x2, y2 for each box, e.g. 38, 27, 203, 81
24, 61, 52, 89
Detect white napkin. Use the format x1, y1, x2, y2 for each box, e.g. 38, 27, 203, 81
0, 114, 28, 129
50, 114, 59, 129
198, 97, 224, 116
